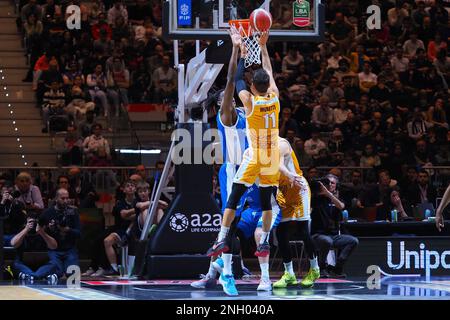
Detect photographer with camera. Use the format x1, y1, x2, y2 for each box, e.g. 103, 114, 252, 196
41, 189, 81, 278
14, 172, 44, 212
1, 183, 27, 247
10, 212, 58, 283
310, 174, 359, 278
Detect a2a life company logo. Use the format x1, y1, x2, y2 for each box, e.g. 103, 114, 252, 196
169, 213, 222, 233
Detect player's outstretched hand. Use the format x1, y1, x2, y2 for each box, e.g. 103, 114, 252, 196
436, 212, 444, 232
259, 31, 269, 46
229, 25, 242, 48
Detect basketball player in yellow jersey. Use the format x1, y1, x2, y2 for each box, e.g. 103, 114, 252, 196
273, 137, 320, 289
207, 32, 280, 285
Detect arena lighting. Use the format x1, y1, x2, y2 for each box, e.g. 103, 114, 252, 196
10, 110, 13, 114
24, 162, 27, 166
16, 138, 20, 141
21, 155, 25, 159
5, 93, 8, 96
115, 148, 161, 154
19, 145, 22, 148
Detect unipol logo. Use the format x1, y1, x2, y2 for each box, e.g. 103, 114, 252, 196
386, 241, 450, 278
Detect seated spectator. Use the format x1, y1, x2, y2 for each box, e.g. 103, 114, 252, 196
112, 15, 130, 42
128, 0, 152, 26
413, 138, 435, 166
107, 0, 128, 26
304, 128, 327, 159
311, 174, 358, 278
328, 12, 354, 55
426, 98, 449, 131
20, 0, 43, 29
147, 44, 164, 74
358, 62, 377, 93
342, 75, 360, 103
403, 32, 425, 59
78, 110, 96, 139
369, 77, 390, 105
34, 171, 54, 206
282, 47, 304, 79
107, 57, 130, 117
103, 180, 137, 276
130, 62, 152, 103
14, 172, 44, 211
152, 55, 177, 103
377, 187, 409, 221
328, 127, 346, 154
405, 169, 437, 207
41, 189, 81, 278
390, 47, 410, 80
327, 47, 345, 71
62, 61, 84, 88
125, 181, 167, 249
407, 109, 431, 141
433, 49, 450, 83
427, 33, 447, 61
322, 77, 344, 107
23, 13, 43, 80
68, 167, 99, 209
61, 125, 83, 166
349, 44, 370, 73
311, 96, 334, 131
340, 170, 364, 209
390, 80, 413, 115
10, 212, 58, 283
333, 98, 350, 125
292, 138, 313, 168
359, 144, 381, 168
279, 107, 300, 138
93, 28, 113, 56
82, 123, 111, 166
41, 81, 66, 133
91, 12, 112, 41
362, 169, 398, 209
86, 64, 109, 117
65, 82, 95, 121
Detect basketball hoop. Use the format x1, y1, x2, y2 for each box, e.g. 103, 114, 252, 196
229, 19, 261, 68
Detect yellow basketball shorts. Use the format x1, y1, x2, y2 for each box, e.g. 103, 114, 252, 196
233, 148, 280, 187
277, 176, 311, 222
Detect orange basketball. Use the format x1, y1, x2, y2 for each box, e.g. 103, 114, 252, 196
249, 8, 272, 33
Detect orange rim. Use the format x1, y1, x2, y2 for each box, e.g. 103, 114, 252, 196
228, 19, 253, 37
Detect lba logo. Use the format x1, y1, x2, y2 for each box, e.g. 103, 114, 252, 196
169, 213, 221, 233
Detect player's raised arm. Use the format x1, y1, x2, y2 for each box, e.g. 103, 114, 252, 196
279, 138, 301, 188
259, 31, 279, 97
436, 184, 450, 232
235, 43, 252, 112
220, 26, 241, 126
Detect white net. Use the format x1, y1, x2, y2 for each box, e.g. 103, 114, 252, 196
242, 32, 261, 68
233, 21, 261, 68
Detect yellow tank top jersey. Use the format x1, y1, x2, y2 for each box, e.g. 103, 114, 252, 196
246, 93, 280, 160
277, 144, 306, 219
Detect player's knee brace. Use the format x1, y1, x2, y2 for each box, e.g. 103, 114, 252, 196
225, 183, 248, 210
259, 186, 275, 211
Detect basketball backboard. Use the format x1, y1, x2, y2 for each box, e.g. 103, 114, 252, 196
163, 0, 325, 41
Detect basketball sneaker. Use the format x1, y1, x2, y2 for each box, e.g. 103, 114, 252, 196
257, 278, 272, 291
273, 272, 298, 288
191, 274, 217, 289
47, 274, 58, 285
219, 274, 238, 296
254, 242, 270, 257
206, 240, 229, 257
212, 257, 224, 274
82, 267, 96, 277
300, 267, 320, 288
